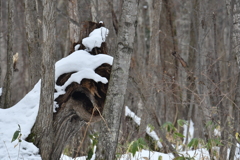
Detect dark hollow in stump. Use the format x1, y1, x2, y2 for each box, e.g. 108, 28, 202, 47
55, 63, 111, 122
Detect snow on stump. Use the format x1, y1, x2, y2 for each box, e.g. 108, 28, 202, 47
49, 21, 112, 159
54, 21, 112, 123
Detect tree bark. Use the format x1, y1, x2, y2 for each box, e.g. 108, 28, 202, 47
95, 0, 138, 159
158, 0, 179, 124
195, 0, 212, 134
32, 0, 56, 159
133, 0, 149, 138
146, 0, 179, 156
147, 0, 162, 123
1, 0, 13, 109
229, 0, 240, 159
68, 0, 80, 44
24, 0, 41, 89
232, 1, 240, 63
212, 12, 227, 159
78, 0, 92, 23
0, 0, 2, 99
97, 0, 118, 56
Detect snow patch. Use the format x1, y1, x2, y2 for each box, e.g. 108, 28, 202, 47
0, 81, 41, 160
214, 128, 221, 137
125, 106, 163, 148
62, 148, 211, 160
74, 44, 81, 51
183, 120, 194, 144
82, 27, 109, 51
54, 50, 113, 102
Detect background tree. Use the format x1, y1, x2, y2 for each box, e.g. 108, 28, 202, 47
32, 0, 56, 159
95, 0, 138, 159
0, 0, 2, 102
24, 0, 42, 89
68, 0, 80, 45
1, 0, 13, 109
229, 0, 240, 159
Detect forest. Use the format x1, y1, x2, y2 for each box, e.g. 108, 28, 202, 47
0, 0, 240, 160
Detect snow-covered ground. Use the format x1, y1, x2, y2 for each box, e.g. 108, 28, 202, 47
0, 80, 239, 160
60, 148, 210, 160
0, 81, 41, 160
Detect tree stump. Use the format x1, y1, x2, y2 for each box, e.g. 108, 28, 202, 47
28, 21, 112, 160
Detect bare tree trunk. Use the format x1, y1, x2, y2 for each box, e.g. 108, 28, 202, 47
158, 0, 179, 124
56, 0, 70, 59
66, 1, 81, 156
174, 0, 192, 150
147, 0, 179, 156
229, 74, 240, 160
68, 0, 79, 44
175, 0, 192, 120
78, 0, 92, 23
95, 0, 138, 159
97, 0, 118, 56
212, 12, 227, 159
232, 1, 240, 65
147, 0, 162, 122
229, 0, 240, 159
24, 0, 41, 89
32, 0, 56, 159
195, 0, 212, 138
1, 0, 13, 109
0, 0, 2, 94
133, 0, 149, 138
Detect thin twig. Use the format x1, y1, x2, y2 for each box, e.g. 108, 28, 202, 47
17, 141, 21, 160
3, 141, 11, 160
76, 108, 95, 158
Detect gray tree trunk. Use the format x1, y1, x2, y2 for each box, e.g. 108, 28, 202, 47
97, 0, 118, 56
1, 0, 13, 109
68, 0, 79, 44
195, 0, 211, 135
147, 0, 162, 124
95, 0, 138, 159
0, 0, 2, 95
32, 0, 56, 159
132, 0, 149, 138
232, 1, 240, 63
24, 0, 41, 89
229, 0, 240, 159
158, 0, 179, 124
213, 13, 227, 160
